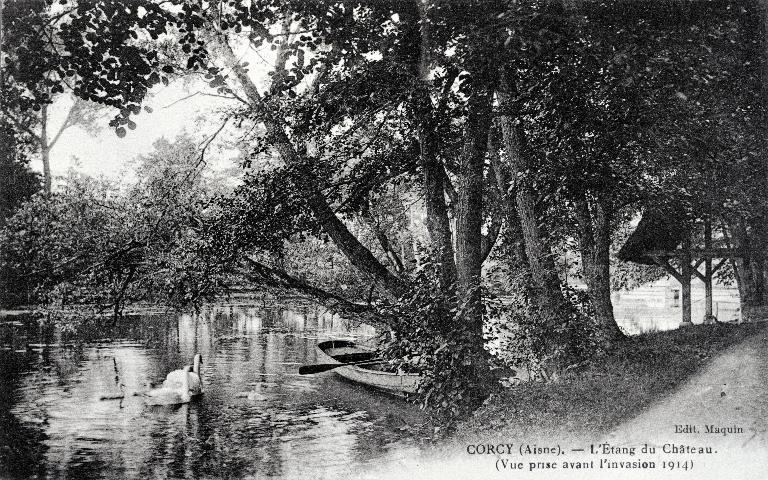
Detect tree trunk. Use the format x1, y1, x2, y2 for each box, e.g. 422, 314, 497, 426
761, 0, 768, 316
274, 133, 408, 297
681, 236, 693, 326
453, 87, 493, 387
414, 1, 457, 290
489, 150, 528, 269
40, 103, 51, 195
455, 90, 492, 326
361, 200, 405, 274
703, 218, 715, 324
736, 0, 768, 322
496, 91, 571, 338
574, 198, 625, 341
732, 221, 768, 321
420, 127, 458, 288
208, 30, 407, 298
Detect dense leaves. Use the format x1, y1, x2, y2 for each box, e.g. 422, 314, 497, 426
0, 137, 235, 312
0, 122, 41, 229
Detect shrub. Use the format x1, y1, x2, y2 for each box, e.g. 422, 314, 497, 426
378, 264, 497, 427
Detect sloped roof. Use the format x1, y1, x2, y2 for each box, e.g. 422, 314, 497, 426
617, 209, 692, 265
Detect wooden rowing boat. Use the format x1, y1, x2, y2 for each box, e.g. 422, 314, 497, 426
315, 340, 421, 395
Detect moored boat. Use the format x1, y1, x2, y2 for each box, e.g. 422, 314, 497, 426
315, 340, 421, 395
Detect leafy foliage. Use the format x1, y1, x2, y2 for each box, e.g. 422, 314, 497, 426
0, 121, 41, 229
0, 136, 236, 312
378, 264, 492, 426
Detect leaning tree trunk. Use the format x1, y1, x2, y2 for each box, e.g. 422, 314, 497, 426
361, 199, 405, 274
574, 197, 625, 342
268, 126, 408, 298
207, 29, 407, 299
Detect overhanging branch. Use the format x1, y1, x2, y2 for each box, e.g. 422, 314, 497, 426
240, 257, 392, 328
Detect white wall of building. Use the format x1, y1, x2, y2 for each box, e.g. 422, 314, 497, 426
612, 277, 740, 335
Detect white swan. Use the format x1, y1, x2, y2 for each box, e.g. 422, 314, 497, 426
162, 354, 203, 397
143, 365, 192, 405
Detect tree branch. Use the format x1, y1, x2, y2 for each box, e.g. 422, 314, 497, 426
361, 198, 405, 274
203, 25, 407, 297
46, 101, 77, 149
480, 215, 502, 263
692, 266, 706, 283
650, 255, 684, 283
712, 258, 727, 275
3, 110, 41, 142
240, 257, 391, 327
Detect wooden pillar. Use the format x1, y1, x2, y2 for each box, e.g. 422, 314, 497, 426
703, 219, 715, 324
651, 253, 690, 327
681, 237, 693, 326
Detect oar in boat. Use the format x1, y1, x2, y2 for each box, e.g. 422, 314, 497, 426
299, 359, 384, 375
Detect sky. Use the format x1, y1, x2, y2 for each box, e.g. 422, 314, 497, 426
36, 80, 239, 186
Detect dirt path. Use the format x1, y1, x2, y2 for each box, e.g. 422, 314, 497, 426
353, 328, 768, 480
600, 327, 768, 479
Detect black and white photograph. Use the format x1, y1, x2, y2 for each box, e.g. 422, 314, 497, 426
1, 1, 767, 479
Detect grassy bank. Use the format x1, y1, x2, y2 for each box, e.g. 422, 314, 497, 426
454, 322, 768, 441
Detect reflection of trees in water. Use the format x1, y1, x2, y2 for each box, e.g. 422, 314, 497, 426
192, 402, 283, 478
2, 301, 369, 352
62, 447, 115, 480
0, 301, 411, 479
137, 403, 201, 479
0, 351, 49, 479
136, 306, 290, 477
40, 345, 86, 383
0, 313, 50, 351
135, 397, 286, 478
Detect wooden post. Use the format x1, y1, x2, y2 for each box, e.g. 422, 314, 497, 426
681, 236, 693, 326
650, 254, 690, 327
703, 219, 715, 324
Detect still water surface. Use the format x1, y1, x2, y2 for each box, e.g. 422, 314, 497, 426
0, 301, 424, 479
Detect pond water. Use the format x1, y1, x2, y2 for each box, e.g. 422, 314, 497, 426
0, 301, 424, 479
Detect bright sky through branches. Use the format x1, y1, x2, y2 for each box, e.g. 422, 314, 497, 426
38, 80, 236, 185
